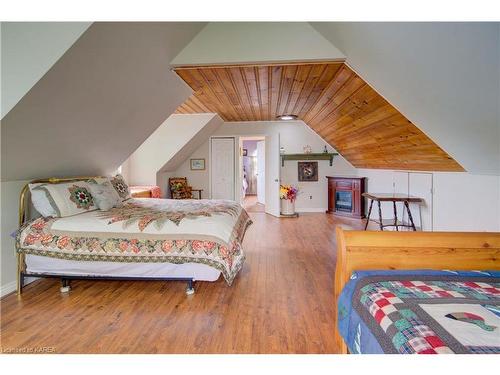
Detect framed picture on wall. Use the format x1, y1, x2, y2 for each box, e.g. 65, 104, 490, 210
190, 158, 206, 170
298, 161, 318, 181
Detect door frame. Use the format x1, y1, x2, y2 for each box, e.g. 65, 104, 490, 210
209, 136, 236, 200
240, 136, 266, 206
210, 133, 280, 216
256, 139, 266, 205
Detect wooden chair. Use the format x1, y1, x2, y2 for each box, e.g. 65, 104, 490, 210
168, 177, 193, 199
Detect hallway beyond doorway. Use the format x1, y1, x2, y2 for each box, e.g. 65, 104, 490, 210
243, 195, 265, 213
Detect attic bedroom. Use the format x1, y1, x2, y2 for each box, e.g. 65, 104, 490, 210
1, 15, 499, 363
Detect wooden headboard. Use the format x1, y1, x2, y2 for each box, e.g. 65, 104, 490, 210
334, 227, 500, 353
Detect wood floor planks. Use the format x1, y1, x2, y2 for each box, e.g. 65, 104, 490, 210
0, 213, 365, 354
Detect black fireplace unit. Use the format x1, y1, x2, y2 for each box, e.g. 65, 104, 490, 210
335, 191, 353, 212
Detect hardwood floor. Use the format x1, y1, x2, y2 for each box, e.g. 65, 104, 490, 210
242, 195, 265, 213
0, 212, 365, 354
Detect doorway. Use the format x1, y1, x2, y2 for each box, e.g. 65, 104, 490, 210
241, 137, 265, 213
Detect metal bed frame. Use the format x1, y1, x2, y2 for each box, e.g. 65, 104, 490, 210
16, 176, 195, 296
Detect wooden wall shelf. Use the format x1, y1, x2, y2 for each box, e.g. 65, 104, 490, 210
280, 153, 338, 167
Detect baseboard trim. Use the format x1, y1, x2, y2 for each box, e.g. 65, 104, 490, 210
0, 277, 38, 299
0, 281, 16, 298
295, 208, 327, 213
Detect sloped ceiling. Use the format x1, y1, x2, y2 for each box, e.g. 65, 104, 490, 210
1, 22, 206, 181
123, 113, 223, 186
171, 22, 345, 66
175, 62, 344, 121
160, 114, 223, 173
174, 62, 463, 172
311, 22, 500, 175
2, 22, 495, 180
1, 22, 91, 118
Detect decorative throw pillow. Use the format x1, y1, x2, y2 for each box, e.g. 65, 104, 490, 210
87, 179, 123, 211
109, 174, 131, 201
29, 183, 58, 218
34, 181, 96, 217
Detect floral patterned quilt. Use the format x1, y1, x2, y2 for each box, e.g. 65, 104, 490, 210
17, 198, 252, 285
338, 270, 500, 354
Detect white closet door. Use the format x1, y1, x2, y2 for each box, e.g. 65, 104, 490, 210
393, 171, 409, 227
210, 137, 235, 200
409, 172, 433, 231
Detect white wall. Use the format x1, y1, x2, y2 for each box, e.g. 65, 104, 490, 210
0, 23, 207, 294
171, 22, 345, 66
357, 169, 500, 232
160, 140, 211, 199
0, 180, 29, 297
279, 123, 355, 212
498, 23, 500, 230
312, 22, 500, 175
167, 121, 356, 212
123, 114, 222, 186
2, 22, 205, 181
432, 173, 500, 231
242, 140, 258, 157
1, 22, 91, 118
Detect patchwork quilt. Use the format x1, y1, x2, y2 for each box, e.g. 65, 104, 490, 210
16, 198, 253, 285
337, 270, 500, 354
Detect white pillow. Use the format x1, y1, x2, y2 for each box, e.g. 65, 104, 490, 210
29, 183, 58, 217
34, 181, 96, 217
109, 174, 131, 201
88, 179, 122, 211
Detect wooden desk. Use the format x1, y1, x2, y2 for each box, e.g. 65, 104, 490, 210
362, 193, 423, 231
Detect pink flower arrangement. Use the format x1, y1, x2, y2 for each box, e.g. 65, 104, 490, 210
280, 185, 299, 202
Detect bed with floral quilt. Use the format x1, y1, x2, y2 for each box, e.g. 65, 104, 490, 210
16, 198, 252, 289
337, 270, 500, 354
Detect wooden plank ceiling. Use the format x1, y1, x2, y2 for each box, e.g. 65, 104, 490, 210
174, 62, 464, 171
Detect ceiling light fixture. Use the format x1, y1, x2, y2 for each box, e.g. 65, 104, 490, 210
277, 114, 298, 121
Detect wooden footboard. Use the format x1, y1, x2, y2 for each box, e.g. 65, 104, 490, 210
333, 227, 500, 354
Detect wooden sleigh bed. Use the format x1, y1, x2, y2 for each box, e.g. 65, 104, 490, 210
334, 227, 500, 354
16, 176, 252, 296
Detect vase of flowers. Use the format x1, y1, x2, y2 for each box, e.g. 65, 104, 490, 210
280, 185, 298, 215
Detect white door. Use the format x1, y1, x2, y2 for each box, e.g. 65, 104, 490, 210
210, 137, 235, 200
265, 133, 280, 217
256, 140, 266, 204
409, 172, 433, 231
